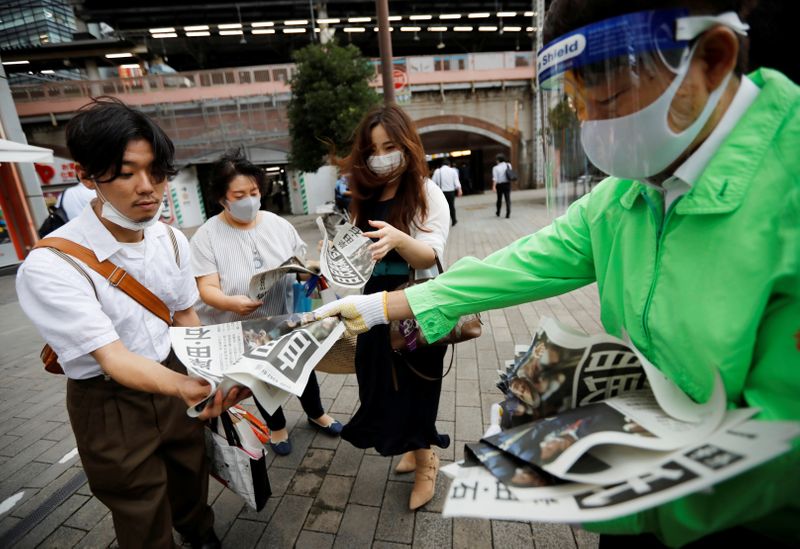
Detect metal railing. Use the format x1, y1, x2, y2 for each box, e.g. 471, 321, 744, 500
11, 52, 533, 104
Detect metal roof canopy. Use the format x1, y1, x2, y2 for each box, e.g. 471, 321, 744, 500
66, 0, 539, 71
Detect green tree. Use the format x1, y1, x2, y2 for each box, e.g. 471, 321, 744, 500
288, 42, 380, 172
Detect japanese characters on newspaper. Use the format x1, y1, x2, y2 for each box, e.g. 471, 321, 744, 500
170, 313, 345, 418
317, 216, 375, 295
441, 317, 800, 522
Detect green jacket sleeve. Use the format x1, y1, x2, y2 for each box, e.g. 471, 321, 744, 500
584, 295, 800, 547
405, 193, 596, 343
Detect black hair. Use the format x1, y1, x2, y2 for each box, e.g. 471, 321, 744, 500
208, 148, 267, 205
543, 0, 757, 74
65, 96, 177, 183
441, 158, 451, 167
496, 154, 506, 163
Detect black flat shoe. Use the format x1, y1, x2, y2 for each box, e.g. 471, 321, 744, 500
186, 529, 221, 549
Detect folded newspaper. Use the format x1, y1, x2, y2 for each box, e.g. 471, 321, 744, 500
248, 256, 316, 302
441, 317, 799, 522
317, 216, 375, 295
171, 313, 345, 418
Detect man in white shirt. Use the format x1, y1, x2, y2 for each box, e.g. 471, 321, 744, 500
16, 98, 245, 549
491, 154, 513, 218
432, 158, 462, 226
60, 182, 99, 220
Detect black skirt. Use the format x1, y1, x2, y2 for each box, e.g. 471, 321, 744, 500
340, 272, 450, 456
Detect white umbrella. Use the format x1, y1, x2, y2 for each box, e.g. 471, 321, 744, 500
0, 138, 54, 163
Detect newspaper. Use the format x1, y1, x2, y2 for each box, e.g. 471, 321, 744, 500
440, 317, 799, 522
317, 217, 375, 294
170, 313, 345, 417
443, 411, 799, 522
248, 256, 316, 301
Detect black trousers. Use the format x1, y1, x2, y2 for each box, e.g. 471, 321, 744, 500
495, 183, 511, 217
254, 371, 324, 431
443, 190, 457, 224
66, 355, 213, 549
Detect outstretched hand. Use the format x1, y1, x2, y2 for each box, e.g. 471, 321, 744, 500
313, 292, 388, 335
363, 220, 409, 262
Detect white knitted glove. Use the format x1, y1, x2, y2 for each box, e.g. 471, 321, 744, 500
313, 292, 389, 335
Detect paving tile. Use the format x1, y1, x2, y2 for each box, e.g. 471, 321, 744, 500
530, 521, 578, 548
221, 518, 266, 548
296, 529, 335, 549
452, 517, 492, 549
64, 495, 109, 531
316, 474, 353, 510
260, 494, 313, 547
491, 520, 535, 548
328, 442, 364, 477
74, 511, 116, 548
412, 511, 452, 549
38, 525, 86, 548
299, 447, 335, 472
375, 481, 415, 544
15, 493, 89, 549
349, 454, 390, 507
332, 503, 379, 549
304, 506, 343, 533
287, 470, 325, 497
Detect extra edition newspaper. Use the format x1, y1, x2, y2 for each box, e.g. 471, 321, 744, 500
440, 317, 799, 522
171, 313, 345, 417
317, 216, 375, 294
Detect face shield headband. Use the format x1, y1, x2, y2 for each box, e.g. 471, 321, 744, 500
536, 9, 749, 91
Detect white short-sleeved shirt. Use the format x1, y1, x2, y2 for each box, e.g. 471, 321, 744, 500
492, 162, 512, 184
432, 165, 461, 192
190, 212, 307, 325
60, 184, 97, 220
16, 206, 198, 380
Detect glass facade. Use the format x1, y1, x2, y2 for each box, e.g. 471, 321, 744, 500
0, 0, 76, 49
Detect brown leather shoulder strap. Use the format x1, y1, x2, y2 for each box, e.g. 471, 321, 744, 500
35, 237, 172, 326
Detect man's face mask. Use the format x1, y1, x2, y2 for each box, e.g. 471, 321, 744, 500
537, 9, 748, 183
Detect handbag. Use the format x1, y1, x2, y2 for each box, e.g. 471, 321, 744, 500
505, 162, 518, 182
33, 235, 179, 375
206, 407, 272, 511
389, 256, 482, 353
315, 332, 357, 375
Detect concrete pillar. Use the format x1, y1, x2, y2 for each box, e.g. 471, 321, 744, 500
85, 59, 103, 97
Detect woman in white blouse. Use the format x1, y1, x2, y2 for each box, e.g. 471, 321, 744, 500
191, 149, 342, 455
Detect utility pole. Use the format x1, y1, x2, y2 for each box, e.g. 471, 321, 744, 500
375, 0, 394, 103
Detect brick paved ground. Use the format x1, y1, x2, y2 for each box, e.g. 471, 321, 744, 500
0, 189, 601, 548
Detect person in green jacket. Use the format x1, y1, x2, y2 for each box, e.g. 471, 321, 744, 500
317, 1, 799, 546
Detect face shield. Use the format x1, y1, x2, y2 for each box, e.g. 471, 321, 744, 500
536, 9, 749, 216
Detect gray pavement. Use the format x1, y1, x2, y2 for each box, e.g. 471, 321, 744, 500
0, 188, 601, 548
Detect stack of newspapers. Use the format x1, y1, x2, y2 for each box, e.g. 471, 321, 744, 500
441, 317, 799, 522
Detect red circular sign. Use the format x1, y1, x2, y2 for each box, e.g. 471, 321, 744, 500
392, 68, 408, 91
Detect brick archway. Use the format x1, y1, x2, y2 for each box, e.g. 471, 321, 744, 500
415, 114, 520, 170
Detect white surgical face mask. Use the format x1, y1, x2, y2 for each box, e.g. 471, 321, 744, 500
580, 45, 733, 180
226, 195, 261, 223
95, 185, 163, 231
367, 150, 404, 175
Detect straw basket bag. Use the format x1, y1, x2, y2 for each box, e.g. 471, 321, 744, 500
316, 332, 357, 374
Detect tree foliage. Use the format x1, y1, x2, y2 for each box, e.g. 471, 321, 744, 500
287, 42, 380, 172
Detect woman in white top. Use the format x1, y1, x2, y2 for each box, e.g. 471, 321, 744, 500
333, 105, 450, 511
191, 149, 342, 455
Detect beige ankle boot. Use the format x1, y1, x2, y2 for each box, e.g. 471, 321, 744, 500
409, 451, 439, 510
395, 451, 416, 474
